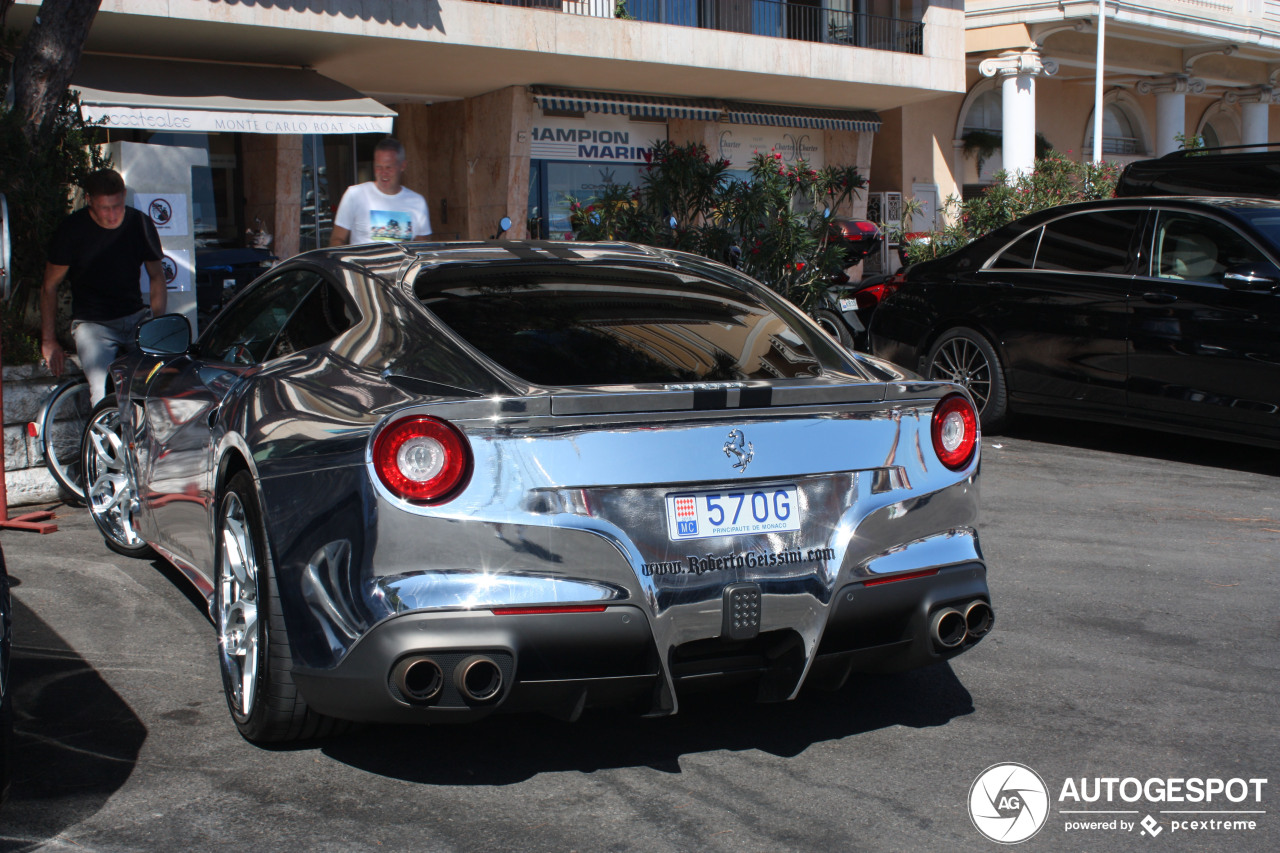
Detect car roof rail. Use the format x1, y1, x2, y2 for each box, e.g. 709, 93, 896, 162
1156, 142, 1280, 159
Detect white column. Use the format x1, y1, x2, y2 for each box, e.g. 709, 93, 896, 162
1137, 75, 1205, 156
1225, 86, 1276, 152
979, 49, 1057, 179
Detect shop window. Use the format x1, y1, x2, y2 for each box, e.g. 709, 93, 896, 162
536, 161, 648, 240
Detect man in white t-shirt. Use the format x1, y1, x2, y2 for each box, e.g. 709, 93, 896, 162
330, 137, 432, 246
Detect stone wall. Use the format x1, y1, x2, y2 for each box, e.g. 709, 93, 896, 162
2, 363, 81, 507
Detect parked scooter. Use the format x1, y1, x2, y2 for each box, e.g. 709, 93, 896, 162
809, 219, 885, 350
815, 230, 930, 350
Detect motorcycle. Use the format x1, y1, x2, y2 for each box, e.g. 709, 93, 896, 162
808, 219, 887, 351
812, 230, 931, 351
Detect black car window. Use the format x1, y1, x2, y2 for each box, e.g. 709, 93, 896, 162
1152, 212, 1271, 284
1228, 209, 1280, 249
989, 229, 1040, 269
199, 269, 324, 365
267, 279, 358, 360
1034, 210, 1143, 274
415, 264, 826, 386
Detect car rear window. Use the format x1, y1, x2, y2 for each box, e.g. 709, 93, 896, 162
413, 264, 829, 386
1034, 210, 1144, 274
989, 229, 1040, 269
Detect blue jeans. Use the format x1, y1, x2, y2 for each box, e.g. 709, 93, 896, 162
71, 308, 151, 405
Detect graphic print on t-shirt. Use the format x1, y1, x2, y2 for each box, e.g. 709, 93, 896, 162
370, 210, 414, 241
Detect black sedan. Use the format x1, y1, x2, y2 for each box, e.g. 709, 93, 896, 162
869, 197, 1280, 447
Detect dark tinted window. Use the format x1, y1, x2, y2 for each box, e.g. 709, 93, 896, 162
1034, 210, 1143, 274
200, 269, 322, 364
1225, 208, 1280, 252
415, 264, 824, 386
989, 229, 1040, 269
268, 280, 357, 360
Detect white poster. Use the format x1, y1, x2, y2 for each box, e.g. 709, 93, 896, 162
142, 248, 193, 294
135, 193, 189, 237
716, 126, 825, 171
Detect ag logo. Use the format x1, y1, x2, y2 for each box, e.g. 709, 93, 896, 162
969, 763, 1050, 844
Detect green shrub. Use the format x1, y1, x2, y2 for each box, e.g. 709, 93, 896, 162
569, 140, 866, 310
907, 153, 1121, 264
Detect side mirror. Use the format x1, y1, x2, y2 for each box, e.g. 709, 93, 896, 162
137, 313, 192, 355
1223, 262, 1280, 292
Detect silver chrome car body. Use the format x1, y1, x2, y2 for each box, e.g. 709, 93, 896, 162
99, 241, 990, 727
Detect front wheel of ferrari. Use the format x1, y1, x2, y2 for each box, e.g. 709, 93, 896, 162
215, 471, 346, 743
83, 394, 154, 558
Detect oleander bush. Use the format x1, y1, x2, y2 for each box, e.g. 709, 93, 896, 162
905, 153, 1122, 264
569, 140, 867, 310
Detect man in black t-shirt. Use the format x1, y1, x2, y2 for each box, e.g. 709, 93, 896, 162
42, 169, 167, 403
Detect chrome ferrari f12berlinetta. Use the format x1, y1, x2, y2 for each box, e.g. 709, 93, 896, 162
84, 240, 992, 743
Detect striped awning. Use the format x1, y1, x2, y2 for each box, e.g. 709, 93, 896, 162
723, 102, 882, 133
530, 86, 723, 122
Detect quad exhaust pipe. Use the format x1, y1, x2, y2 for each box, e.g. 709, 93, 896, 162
964, 600, 994, 638
930, 600, 994, 650
455, 655, 504, 702
390, 653, 506, 706
391, 655, 444, 703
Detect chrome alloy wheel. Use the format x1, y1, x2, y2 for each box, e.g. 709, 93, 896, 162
930, 336, 993, 413
217, 491, 260, 719
85, 407, 145, 548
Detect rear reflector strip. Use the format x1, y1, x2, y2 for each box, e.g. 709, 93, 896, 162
862, 568, 940, 587
490, 604, 609, 616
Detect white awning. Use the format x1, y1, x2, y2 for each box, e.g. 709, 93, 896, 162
72, 56, 396, 135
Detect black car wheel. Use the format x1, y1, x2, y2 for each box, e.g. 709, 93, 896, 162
83, 395, 155, 558
215, 471, 345, 743
927, 327, 1009, 432
813, 308, 855, 349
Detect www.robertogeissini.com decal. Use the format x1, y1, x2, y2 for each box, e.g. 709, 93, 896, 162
968, 764, 1268, 843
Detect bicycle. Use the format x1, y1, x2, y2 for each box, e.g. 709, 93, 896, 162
29, 375, 92, 505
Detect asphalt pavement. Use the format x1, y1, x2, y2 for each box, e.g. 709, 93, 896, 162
1, 417, 1276, 852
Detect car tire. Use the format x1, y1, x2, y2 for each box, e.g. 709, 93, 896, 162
83, 394, 155, 558
926, 327, 1010, 433
215, 471, 347, 743
813, 308, 855, 349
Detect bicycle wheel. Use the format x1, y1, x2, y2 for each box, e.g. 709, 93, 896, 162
39, 378, 92, 504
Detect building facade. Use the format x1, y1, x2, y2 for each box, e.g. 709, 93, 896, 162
10, 0, 967, 265
872, 0, 1280, 237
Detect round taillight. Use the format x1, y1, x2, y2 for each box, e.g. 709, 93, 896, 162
931, 393, 978, 471
372, 416, 471, 503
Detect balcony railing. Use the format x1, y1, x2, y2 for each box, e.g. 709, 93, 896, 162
470, 0, 925, 55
